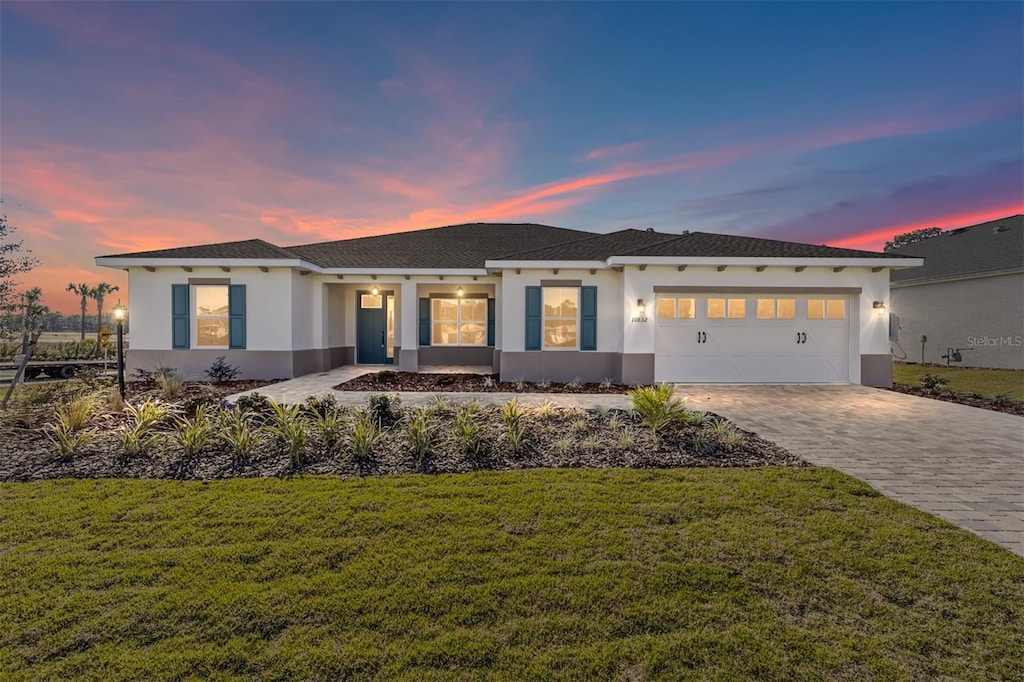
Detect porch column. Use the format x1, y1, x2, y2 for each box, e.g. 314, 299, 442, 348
398, 279, 419, 372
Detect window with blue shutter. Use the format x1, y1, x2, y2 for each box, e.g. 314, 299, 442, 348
171, 284, 189, 349
229, 284, 246, 349
525, 286, 542, 350
580, 286, 597, 351
487, 299, 495, 347
419, 298, 431, 346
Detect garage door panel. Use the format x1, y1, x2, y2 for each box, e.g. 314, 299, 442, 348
654, 293, 850, 383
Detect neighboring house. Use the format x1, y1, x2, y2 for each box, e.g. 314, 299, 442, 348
95, 222, 922, 386
889, 215, 1024, 370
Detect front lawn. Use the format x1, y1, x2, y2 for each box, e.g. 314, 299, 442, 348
2, 470, 1021, 680
893, 363, 1024, 401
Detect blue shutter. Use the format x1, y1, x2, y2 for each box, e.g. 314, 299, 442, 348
229, 284, 246, 349
525, 286, 541, 351
419, 298, 431, 346
171, 284, 189, 349
487, 298, 495, 347
580, 286, 597, 351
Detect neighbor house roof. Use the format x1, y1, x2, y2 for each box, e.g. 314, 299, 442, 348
283, 223, 586, 268
889, 215, 1024, 284
99, 238, 298, 261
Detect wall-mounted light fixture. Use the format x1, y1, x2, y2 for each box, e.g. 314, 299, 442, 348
873, 300, 886, 316
456, 286, 465, 297
370, 285, 380, 296
637, 298, 646, 315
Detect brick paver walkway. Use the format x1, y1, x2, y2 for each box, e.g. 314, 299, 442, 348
683, 385, 1024, 556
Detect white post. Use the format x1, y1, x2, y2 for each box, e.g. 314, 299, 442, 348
399, 278, 419, 371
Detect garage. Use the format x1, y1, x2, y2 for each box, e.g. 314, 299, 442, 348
654, 292, 851, 383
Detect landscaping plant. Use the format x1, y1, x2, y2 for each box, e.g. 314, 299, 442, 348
311, 408, 345, 456
204, 356, 241, 383
367, 393, 400, 428
45, 400, 97, 460
629, 383, 688, 445
454, 402, 487, 460
219, 409, 261, 465
121, 399, 172, 457
347, 408, 380, 463
501, 399, 527, 456
708, 420, 744, 450
172, 403, 215, 458
406, 407, 435, 466
157, 371, 185, 400
268, 400, 309, 469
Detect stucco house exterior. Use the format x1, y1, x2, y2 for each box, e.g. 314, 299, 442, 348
96, 222, 922, 386
889, 215, 1023, 370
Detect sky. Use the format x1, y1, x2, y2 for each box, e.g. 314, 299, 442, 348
1, 1, 1022, 314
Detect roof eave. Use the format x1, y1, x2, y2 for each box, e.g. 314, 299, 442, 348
95, 256, 312, 270
606, 256, 924, 268
484, 260, 609, 270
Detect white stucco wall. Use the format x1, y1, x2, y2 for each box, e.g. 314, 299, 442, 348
890, 272, 1024, 369
127, 266, 294, 351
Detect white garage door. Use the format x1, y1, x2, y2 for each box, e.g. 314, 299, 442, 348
654, 293, 850, 383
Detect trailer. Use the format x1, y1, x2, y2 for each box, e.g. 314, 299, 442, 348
0, 358, 112, 380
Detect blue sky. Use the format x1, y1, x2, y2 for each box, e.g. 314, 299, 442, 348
1, 1, 1021, 311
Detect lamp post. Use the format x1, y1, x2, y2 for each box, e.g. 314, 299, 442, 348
112, 302, 127, 400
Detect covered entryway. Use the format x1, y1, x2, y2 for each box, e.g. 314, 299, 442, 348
355, 289, 395, 365
654, 292, 851, 382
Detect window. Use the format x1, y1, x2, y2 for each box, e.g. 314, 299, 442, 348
194, 286, 229, 347
727, 299, 745, 319
543, 287, 578, 349
656, 297, 694, 320
757, 298, 796, 319
707, 298, 745, 319
707, 298, 726, 319
360, 294, 382, 309
432, 298, 486, 345
807, 299, 846, 320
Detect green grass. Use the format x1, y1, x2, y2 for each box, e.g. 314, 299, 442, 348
1, 469, 1021, 680
893, 363, 1024, 400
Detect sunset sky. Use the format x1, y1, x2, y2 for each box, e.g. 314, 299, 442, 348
2, 2, 1022, 314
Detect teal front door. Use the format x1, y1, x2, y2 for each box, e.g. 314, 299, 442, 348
356, 290, 393, 364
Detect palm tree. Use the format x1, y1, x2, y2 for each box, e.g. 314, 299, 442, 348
89, 283, 119, 357
66, 282, 91, 341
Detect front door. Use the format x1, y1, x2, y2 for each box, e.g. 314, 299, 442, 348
356, 290, 394, 364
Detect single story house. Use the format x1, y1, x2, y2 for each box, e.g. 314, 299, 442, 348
96, 222, 923, 386
889, 215, 1023, 370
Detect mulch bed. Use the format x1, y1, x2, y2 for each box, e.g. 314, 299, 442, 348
890, 383, 1024, 416
336, 371, 631, 394
0, 400, 804, 482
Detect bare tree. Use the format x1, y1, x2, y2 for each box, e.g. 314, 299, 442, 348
2, 287, 48, 411
89, 282, 119, 357
66, 282, 92, 341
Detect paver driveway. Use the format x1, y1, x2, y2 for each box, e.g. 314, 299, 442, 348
683, 385, 1024, 556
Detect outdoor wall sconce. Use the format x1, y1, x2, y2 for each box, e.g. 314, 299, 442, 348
637, 298, 646, 315
873, 301, 886, 315
456, 286, 465, 297
370, 285, 380, 296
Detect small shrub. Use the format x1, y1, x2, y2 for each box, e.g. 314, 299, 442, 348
435, 374, 456, 387
553, 437, 571, 457
513, 377, 526, 391
56, 395, 95, 431
46, 421, 95, 460
304, 393, 339, 419
407, 408, 435, 466
204, 356, 241, 383
172, 404, 215, 458
311, 409, 345, 456
219, 410, 261, 464
103, 386, 125, 414
618, 428, 635, 452
537, 380, 551, 389
629, 383, 687, 444
376, 370, 398, 384
482, 375, 496, 389
600, 377, 614, 390
570, 419, 588, 435
132, 365, 178, 383
455, 403, 487, 460
156, 372, 184, 400
367, 393, 401, 428
607, 413, 623, 431
535, 400, 558, 418
348, 409, 380, 463
121, 399, 172, 457
268, 400, 309, 469
501, 399, 524, 429
685, 410, 711, 427
235, 393, 274, 421
502, 400, 526, 456
920, 373, 950, 393
707, 420, 744, 450
690, 433, 716, 456
181, 394, 218, 418
992, 393, 1018, 408
565, 377, 583, 390
427, 394, 449, 412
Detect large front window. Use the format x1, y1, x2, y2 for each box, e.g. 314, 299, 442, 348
432, 298, 487, 346
194, 286, 229, 347
543, 287, 578, 349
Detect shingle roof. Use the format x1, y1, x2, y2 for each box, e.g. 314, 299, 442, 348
284, 223, 587, 268
100, 238, 297, 260
889, 215, 1023, 284
498, 228, 680, 261
612, 231, 913, 259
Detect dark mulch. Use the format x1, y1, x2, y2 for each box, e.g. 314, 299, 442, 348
336, 371, 630, 394
0, 402, 804, 482
890, 383, 1024, 416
